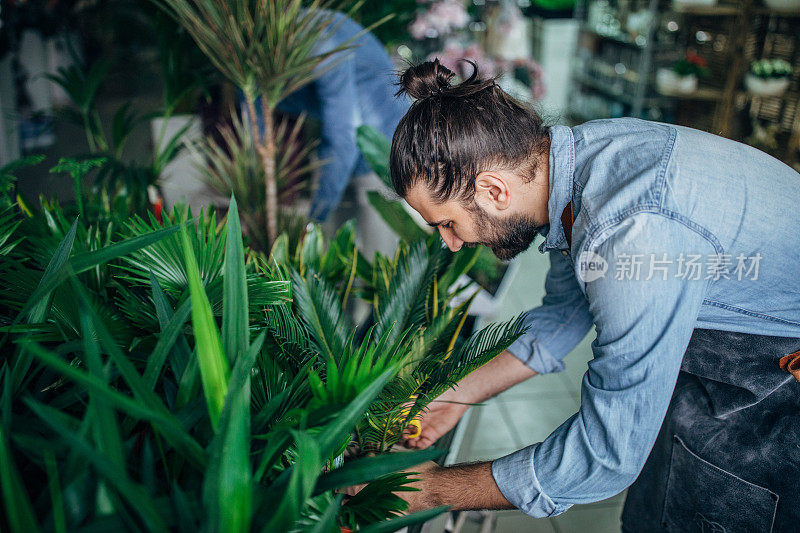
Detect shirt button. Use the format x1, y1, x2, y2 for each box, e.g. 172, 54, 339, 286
562, 250, 569, 256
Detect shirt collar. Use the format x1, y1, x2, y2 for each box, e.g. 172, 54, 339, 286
538, 125, 575, 253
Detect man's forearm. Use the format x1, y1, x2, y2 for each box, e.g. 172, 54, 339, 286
408, 462, 515, 512
454, 350, 537, 403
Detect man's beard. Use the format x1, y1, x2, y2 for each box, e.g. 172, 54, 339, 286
468, 205, 543, 261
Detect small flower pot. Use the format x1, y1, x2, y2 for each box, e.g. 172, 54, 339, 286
745, 74, 791, 97
656, 69, 698, 95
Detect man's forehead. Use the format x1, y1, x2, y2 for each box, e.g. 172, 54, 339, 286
404, 185, 450, 224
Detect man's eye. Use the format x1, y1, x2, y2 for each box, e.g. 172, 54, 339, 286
440, 222, 453, 229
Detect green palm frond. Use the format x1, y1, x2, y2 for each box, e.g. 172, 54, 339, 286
417, 314, 527, 401
308, 325, 405, 412
357, 374, 423, 453
151, 0, 361, 105
0, 206, 22, 257
339, 472, 417, 529
291, 269, 351, 362
374, 240, 443, 348
118, 207, 222, 294
117, 206, 289, 318
251, 353, 313, 429
262, 303, 317, 367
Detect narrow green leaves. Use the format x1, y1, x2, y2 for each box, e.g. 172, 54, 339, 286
222, 196, 248, 365
356, 125, 391, 189
366, 191, 429, 244
0, 427, 39, 533
313, 448, 443, 495
357, 506, 450, 533
181, 225, 230, 430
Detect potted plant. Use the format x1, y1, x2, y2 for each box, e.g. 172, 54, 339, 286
146, 10, 221, 215
0, 187, 451, 531
656, 52, 710, 95
745, 58, 793, 97
155, 0, 366, 249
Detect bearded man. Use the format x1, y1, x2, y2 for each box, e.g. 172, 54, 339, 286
388, 59, 800, 532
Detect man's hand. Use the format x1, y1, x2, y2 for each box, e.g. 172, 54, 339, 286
403, 350, 537, 450
403, 388, 469, 450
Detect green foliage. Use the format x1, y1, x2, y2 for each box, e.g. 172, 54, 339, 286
192, 112, 321, 251
0, 155, 45, 207
50, 157, 107, 219
356, 125, 393, 189
47, 57, 191, 218
151, 0, 361, 105
47, 60, 111, 153
275, 225, 525, 454
0, 194, 455, 531
750, 58, 793, 79
0, 3, 513, 530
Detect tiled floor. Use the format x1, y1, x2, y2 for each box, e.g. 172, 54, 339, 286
434, 241, 626, 533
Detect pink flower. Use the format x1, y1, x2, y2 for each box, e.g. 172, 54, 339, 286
409, 0, 470, 40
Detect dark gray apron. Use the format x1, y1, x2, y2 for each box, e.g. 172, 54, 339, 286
621, 329, 800, 533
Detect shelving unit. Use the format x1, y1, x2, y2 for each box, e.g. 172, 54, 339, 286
568, 0, 800, 168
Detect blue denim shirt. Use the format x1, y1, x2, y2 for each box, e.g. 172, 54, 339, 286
491, 118, 800, 517
276, 12, 410, 221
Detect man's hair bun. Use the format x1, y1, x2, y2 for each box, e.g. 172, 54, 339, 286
397, 58, 456, 100
396, 59, 496, 100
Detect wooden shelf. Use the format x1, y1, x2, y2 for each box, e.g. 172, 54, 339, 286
574, 73, 673, 107
671, 3, 800, 16
580, 25, 647, 49
671, 3, 743, 15
751, 6, 800, 16
657, 87, 728, 100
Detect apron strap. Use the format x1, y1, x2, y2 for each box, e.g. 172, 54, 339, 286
560, 200, 574, 250
779, 350, 800, 383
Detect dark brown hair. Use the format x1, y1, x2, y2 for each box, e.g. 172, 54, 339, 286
390, 59, 550, 203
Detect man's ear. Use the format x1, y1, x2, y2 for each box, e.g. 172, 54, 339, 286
474, 171, 511, 211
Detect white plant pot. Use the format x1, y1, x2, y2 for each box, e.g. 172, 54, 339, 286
656, 69, 698, 95
745, 74, 791, 97
763, 0, 800, 10
151, 115, 224, 214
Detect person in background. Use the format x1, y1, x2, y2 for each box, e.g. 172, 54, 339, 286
253, 11, 409, 245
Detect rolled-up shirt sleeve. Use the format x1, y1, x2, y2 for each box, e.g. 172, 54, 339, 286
507, 250, 594, 374
493, 213, 715, 517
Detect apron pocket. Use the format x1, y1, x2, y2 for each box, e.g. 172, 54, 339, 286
661, 436, 778, 533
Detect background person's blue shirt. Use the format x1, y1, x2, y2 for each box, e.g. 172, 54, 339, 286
270, 12, 409, 221
491, 118, 800, 517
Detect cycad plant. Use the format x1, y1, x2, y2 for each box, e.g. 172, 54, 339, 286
271, 222, 526, 455
0, 196, 448, 531
152, 0, 372, 246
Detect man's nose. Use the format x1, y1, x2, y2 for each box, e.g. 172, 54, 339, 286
438, 226, 463, 252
